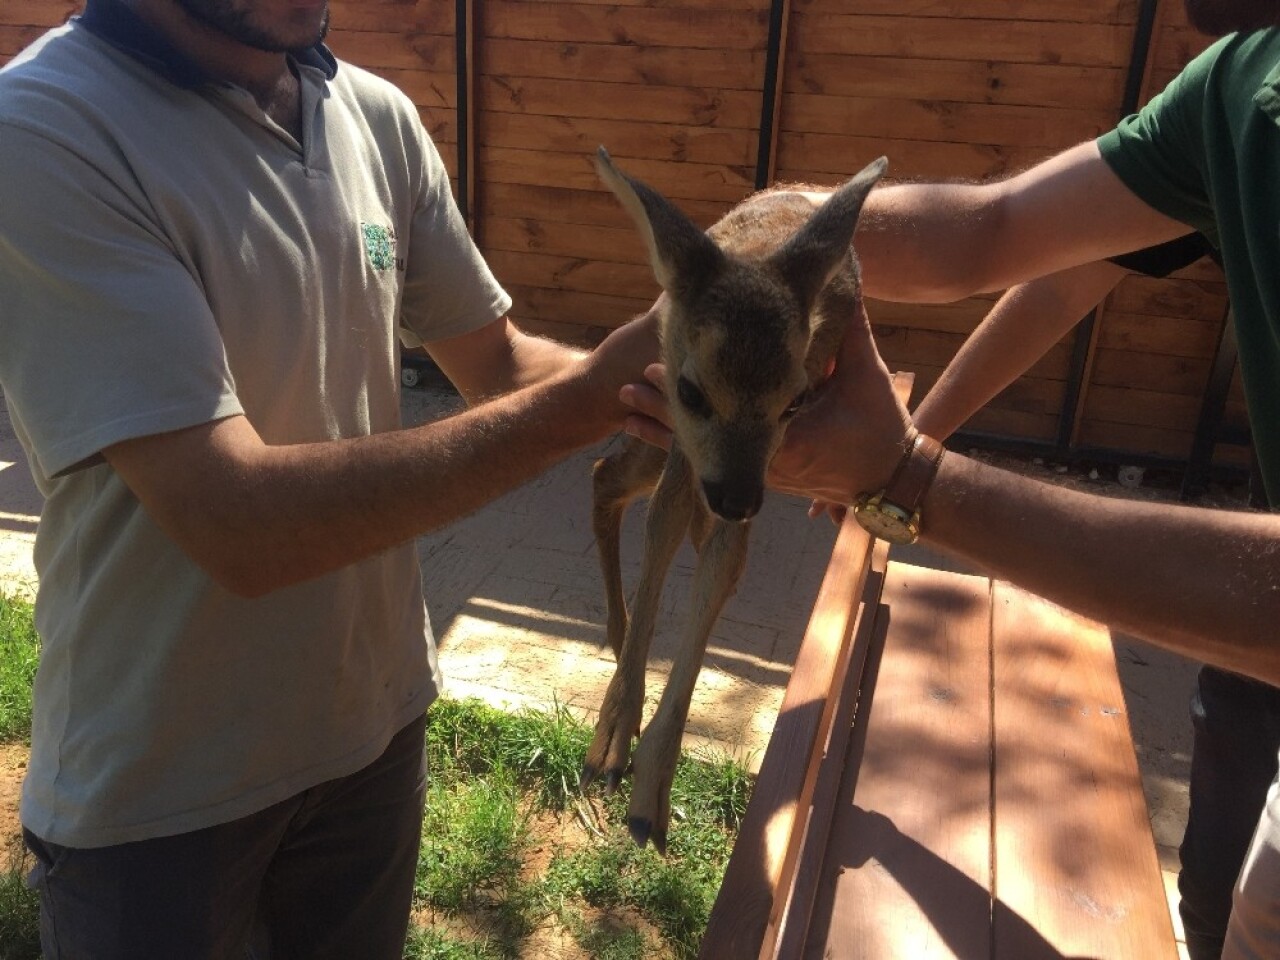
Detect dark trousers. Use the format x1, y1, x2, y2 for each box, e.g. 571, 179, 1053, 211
1179, 667, 1280, 960
25, 713, 428, 960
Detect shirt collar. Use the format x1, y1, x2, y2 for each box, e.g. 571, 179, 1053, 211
75, 0, 337, 89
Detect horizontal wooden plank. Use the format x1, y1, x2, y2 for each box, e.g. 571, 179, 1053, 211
0, 1, 78, 28
866, 298, 1000, 337
964, 404, 1061, 441
891, 361, 1064, 443
874, 325, 1071, 383
481, 214, 648, 264
1083, 384, 1200, 432
786, 53, 1127, 112
326, 29, 455, 71
776, 132, 1054, 184
1090, 347, 1212, 395
482, 112, 757, 168
781, 93, 1112, 149
497, 0, 766, 9
507, 314, 609, 346
483, 1, 768, 50
477, 36, 766, 89
793, 0, 1138, 23
790, 15, 1136, 67
484, 247, 660, 301
362, 67, 457, 109
478, 75, 762, 129
481, 181, 730, 229
415, 109, 458, 145
502, 283, 655, 332
477, 145, 756, 204
330, 0, 455, 34
1097, 311, 1222, 359
1076, 419, 1193, 459
1151, 23, 1217, 72
1108, 274, 1228, 320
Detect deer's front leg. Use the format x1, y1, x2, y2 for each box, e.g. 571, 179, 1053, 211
628, 516, 750, 852
582, 447, 695, 794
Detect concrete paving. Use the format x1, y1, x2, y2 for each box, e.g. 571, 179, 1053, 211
0, 382, 1197, 952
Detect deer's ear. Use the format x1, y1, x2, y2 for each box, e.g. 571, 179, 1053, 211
594, 147, 724, 300
770, 156, 888, 312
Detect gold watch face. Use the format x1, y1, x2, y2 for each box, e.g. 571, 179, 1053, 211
852, 496, 920, 545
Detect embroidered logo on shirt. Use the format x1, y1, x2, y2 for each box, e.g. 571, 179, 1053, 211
361, 222, 397, 272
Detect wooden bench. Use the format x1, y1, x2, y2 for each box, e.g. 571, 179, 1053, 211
699, 516, 1179, 959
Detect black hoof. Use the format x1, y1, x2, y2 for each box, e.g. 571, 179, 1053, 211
628, 817, 652, 848
605, 769, 623, 796
579, 764, 598, 791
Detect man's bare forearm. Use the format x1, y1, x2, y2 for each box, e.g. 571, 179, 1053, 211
854, 142, 1190, 303
117, 365, 618, 597
922, 455, 1280, 683
912, 261, 1127, 440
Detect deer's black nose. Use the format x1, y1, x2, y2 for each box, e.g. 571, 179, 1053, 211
702, 479, 763, 522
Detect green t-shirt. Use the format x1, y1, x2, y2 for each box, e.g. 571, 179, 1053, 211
1098, 30, 1280, 506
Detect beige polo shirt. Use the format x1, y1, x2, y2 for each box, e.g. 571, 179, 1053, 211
0, 3, 510, 847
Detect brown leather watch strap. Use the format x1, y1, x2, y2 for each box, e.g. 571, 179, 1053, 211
882, 431, 945, 515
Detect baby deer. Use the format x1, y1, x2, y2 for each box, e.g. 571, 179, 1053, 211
581, 148, 887, 852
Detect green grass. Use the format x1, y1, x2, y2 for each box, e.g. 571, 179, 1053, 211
0, 594, 38, 744
0, 596, 753, 959
419, 697, 752, 958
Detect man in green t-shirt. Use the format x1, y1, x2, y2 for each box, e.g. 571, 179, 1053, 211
621, 4, 1280, 957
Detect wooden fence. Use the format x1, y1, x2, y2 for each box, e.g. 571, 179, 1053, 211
0, 1, 1250, 474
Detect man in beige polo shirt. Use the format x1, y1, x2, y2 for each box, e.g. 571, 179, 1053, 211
0, 0, 655, 956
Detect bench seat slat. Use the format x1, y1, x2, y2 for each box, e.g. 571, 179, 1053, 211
991, 581, 1179, 959
801, 563, 995, 959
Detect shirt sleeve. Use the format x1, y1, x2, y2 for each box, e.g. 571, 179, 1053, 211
396, 122, 511, 346
1096, 36, 1229, 247
0, 123, 242, 480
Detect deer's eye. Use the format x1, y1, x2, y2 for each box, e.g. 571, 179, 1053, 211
781, 389, 810, 420
677, 376, 713, 419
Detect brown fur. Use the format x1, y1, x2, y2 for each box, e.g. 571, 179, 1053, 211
580, 150, 887, 851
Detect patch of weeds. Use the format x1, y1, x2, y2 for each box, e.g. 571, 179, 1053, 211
0, 850, 40, 960
417, 766, 529, 911
427, 697, 592, 810
0, 594, 38, 744
417, 697, 754, 958
402, 926, 502, 960
558, 905, 651, 960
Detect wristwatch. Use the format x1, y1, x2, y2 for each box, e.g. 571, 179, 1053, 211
851, 430, 946, 545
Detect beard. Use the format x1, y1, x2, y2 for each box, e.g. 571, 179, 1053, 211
1183, 0, 1280, 35
172, 0, 330, 53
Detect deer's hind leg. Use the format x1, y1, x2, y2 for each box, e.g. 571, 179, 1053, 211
627, 515, 750, 853
592, 439, 666, 660
582, 445, 695, 795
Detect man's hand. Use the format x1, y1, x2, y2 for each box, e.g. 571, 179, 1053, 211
583, 307, 663, 434
767, 303, 913, 505
619, 300, 913, 508
619, 363, 673, 449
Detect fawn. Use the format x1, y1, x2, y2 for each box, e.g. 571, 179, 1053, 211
581, 148, 887, 851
